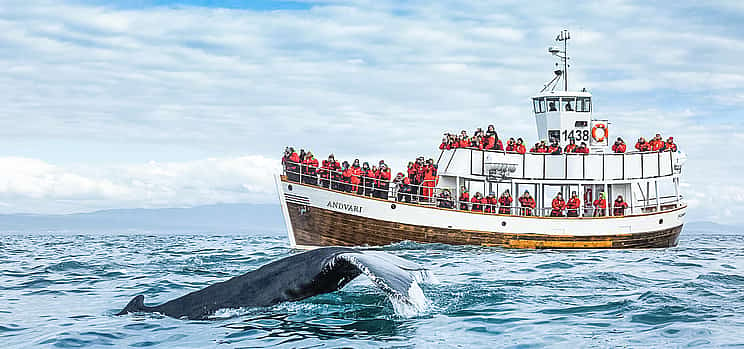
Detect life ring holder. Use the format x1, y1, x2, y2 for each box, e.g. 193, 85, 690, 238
592, 124, 608, 142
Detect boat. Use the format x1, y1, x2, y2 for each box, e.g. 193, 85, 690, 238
275, 30, 687, 249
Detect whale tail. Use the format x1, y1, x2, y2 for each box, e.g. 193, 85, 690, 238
117, 295, 147, 315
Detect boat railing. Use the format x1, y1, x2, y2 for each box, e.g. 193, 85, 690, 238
282, 161, 683, 218
438, 147, 680, 181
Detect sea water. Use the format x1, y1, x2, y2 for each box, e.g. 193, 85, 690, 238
1, 232, 742, 348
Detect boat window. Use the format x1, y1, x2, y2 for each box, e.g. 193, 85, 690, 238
548, 130, 560, 143
577, 97, 591, 112
533, 99, 541, 114
539, 98, 546, 113
547, 97, 560, 112
561, 97, 575, 112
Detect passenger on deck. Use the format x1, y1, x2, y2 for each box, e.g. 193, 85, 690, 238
422, 159, 438, 199
319, 154, 338, 188
284, 147, 300, 182
340, 161, 352, 192
612, 137, 626, 153
375, 162, 391, 199
548, 141, 562, 155
613, 195, 629, 216
483, 192, 495, 213
566, 191, 581, 217
650, 134, 664, 151
551, 192, 566, 217
483, 133, 495, 150
565, 101, 573, 111
459, 186, 470, 211
564, 139, 577, 153
518, 190, 536, 216
350, 159, 362, 194
393, 172, 411, 202
498, 190, 513, 214
635, 137, 650, 152
505, 138, 516, 152
471, 192, 484, 212
575, 142, 590, 154
593, 192, 607, 216
665, 137, 677, 152
439, 137, 449, 150
360, 162, 374, 196
516, 138, 527, 154
302, 152, 319, 185
486, 125, 497, 139
459, 131, 470, 148
437, 190, 454, 209
472, 135, 485, 150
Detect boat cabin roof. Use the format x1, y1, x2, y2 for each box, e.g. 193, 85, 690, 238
532, 90, 591, 99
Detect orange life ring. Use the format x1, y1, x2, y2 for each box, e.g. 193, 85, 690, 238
592, 124, 608, 142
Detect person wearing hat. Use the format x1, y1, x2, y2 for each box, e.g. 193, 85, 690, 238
284, 147, 300, 182
437, 189, 454, 209
635, 137, 650, 152
593, 192, 607, 216
665, 137, 677, 152
518, 190, 536, 216
613, 195, 629, 216
566, 191, 581, 217
302, 152, 319, 185
564, 138, 577, 153
612, 137, 626, 153
393, 172, 411, 202
576, 142, 590, 154
498, 190, 513, 215
360, 162, 374, 196
515, 138, 527, 154
551, 192, 566, 217
458, 186, 470, 211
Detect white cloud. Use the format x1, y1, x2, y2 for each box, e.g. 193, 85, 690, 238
0, 156, 280, 214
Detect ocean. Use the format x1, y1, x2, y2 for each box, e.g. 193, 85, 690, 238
1, 232, 742, 348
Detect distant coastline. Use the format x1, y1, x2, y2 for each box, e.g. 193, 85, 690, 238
0, 203, 285, 234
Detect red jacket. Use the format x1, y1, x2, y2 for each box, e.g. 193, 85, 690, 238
551, 198, 566, 215
612, 143, 626, 153
350, 166, 362, 184
635, 142, 650, 152
302, 157, 319, 174
565, 144, 577, 153
516, 144, 526, 154
498, 196, 512, 214
519, 196, 536, 215
459, 139, 469, 148
613, 201, 629, 216
471, 196, 484, 211
566, 197, 581, 215
484, 136, 495, 150
495, 139, 504, 150
575, 146, 589, 154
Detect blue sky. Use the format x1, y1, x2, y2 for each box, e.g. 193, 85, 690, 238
1, 0, 743, 223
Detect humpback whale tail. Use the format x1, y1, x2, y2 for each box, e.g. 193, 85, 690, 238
117, 247, 432, 320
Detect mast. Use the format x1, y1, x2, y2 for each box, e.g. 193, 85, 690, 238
555, 29, 570, 91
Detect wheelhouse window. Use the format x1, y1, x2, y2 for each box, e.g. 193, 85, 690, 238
533, 98, 546, 113
561, 97, 576, 112
577, 97, 591, 112
546, 97, 560, 112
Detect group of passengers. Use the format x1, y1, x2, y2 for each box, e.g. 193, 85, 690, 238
612, 134, 677, 153
452, 188, 629, 217
282, 147, 392, 199
439, 125, 529, 154
529, 139, 590, 155
393, 157, 438, 203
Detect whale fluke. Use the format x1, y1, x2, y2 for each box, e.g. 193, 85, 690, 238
117, 247, 430, 319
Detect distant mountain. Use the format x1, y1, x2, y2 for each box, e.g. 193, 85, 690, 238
684, 221, 742, 235
0, 204, 285, 234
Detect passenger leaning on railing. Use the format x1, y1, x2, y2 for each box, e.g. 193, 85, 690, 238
471, 192, 484, 212
484, 192, 497, 213
505, 138, 516, 152
393, 172, 411, 202
360, 162, 374, 196
665, 137, 677, 152
375, 162, 391, 199
551, 192, 566, 217
498, 190, 513, 214
518, 191, 536, 216
635, 137, 651, 152
283, 147, 301, 182
548, 141, 562, 155
613, 195, 629, 216
320, 154, 340, 189
515, 138, 527, 154
575, 142, 590, 154
301, 152, 319, 185
566, 191, 581, 217
437, 189, 454, 209
593, 192, 607, 216
612, 137, 627, 153
422, 159, 438, 199
564, 139, 577, 153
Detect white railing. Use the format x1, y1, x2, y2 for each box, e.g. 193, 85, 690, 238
439, 148, 679, 181
283, 161, 683, 218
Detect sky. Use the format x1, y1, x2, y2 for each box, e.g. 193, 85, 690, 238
0, 0, 743, 223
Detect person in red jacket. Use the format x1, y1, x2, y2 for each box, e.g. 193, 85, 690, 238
471, 192, 484, 212
551, 192, 566, 217
459, 134, 470, 148
566, 191, 581, 217
484, 134, 496, 150
650, 134, 664, 151
340, 161, 352, 192
439, 137, 449, 150
564, 139, 577, 153
484, 193, 496, 213
284, 147, 301, 182
498, 190, 513, 214
472, 135, 485, 150
548, 141, 562, 155
349, 159, 362, 194
665, 137, 677, 152
505, 138, 516, 152
375, 162, 391, 199
459, 186, 470, 211
613, 195, 629, 216
575, 142, 590, 154
422, 160, 438, 200
518, 190, 536, 216
360, 162, 374, 196
612, 137, 626, 153
593, 192, 607, 216
635, 137, 650, 152
515, 138, 527, 154
536, 140, 548, 153
302, 152, 319, 185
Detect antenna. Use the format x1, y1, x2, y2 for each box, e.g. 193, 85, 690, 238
550, 29, 570, 91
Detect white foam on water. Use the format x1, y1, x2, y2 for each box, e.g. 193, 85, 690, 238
388, 280, 429, 317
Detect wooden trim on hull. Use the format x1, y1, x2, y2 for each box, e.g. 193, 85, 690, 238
286, 202, 682, 249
